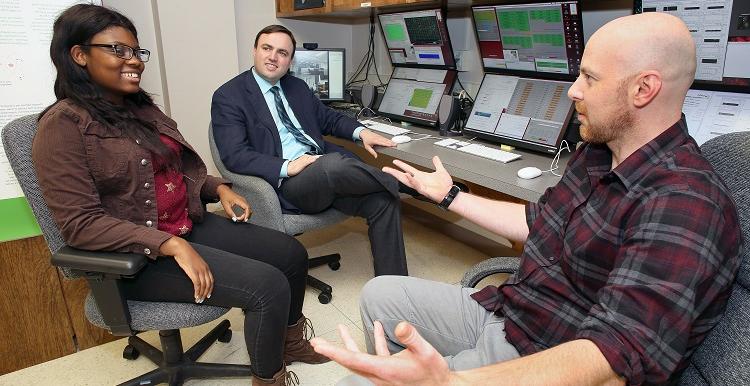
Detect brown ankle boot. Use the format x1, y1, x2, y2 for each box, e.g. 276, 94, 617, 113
252, 366, 299, 386
283, 314, 331, 365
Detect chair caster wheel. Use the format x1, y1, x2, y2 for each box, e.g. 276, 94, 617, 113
123, 344, 140, 360
218, 329, 232, 343
318, 292, 332, 304
329, 261, 341, 270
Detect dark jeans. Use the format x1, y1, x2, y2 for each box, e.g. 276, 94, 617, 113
281, 153, 408, 276
119, 212, 308, 378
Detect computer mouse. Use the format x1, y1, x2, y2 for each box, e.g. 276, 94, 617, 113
392, 135, 412, 144
517, 166, 542, 179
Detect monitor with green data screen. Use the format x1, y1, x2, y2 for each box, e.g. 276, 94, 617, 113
378, 8, 456, 69
376, 67, 457, 127
472, 1, 584, 80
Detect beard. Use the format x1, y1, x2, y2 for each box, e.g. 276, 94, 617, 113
576, 90, 635, 144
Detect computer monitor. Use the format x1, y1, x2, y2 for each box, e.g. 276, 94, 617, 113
378, 9, 456, 69
683, 88, 750, 145
472, 1, 584, 80
376, 68, 457, 126
463, 73, 575, 155
634, 0, 750, 93
289, 48, 345, 102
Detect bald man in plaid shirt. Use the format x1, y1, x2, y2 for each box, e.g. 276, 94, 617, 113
312, 13, 742, 386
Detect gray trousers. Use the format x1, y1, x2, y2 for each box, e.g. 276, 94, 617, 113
338, 276, 520, 385
281, 153, 408, 276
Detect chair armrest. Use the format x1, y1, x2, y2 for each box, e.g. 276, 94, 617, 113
461, 256, 521, 288
51, 246, 147, 277
225, 172, 286, 232
51, 246, 143, 336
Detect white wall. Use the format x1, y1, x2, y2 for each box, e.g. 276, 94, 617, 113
447, 9, 483, 96
351, 17, 392, 88
105, 0, 169, 112
155, 0, 239, 176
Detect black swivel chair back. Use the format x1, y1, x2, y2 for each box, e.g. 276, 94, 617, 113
2, 114, 252, 386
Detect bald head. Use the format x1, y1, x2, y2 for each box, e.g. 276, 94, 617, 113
568, 13, 697, 155
589, 13, 696, 93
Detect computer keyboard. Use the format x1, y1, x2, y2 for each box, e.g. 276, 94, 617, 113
458, 144, 521, 163
359, 119, 411, 136
435, 139, 521, 163
334, 107, 359, 119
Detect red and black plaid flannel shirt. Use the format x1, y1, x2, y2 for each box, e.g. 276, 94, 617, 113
471, 119, 742, 385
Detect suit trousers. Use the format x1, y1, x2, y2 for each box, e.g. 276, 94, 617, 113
119, 212, 309, 378
280, 153, 408, 276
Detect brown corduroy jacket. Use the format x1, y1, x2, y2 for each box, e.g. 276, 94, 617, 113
33, 99, 228, 259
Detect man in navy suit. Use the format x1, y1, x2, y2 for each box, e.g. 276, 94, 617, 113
211, 25, 408, 276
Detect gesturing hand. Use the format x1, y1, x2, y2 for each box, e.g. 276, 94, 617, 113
288, 154, 321, 176
217, 184, 252, 222
310, 321, 452, 386
360, 129, 396, 158
382, 156, 453, 203
159, 237, 214, 303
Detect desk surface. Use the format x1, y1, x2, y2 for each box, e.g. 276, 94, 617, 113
367, 123, 571, 203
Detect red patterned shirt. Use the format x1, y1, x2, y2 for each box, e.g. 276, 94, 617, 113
471, 119, 741, 385
152, 134, 192, 236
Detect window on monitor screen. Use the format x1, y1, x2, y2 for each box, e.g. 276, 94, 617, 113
463, 73, 575, 154
290, 48, 346, 102
376, 67, 457, 126
378, 9, 456, 69
472, 1, 584, 80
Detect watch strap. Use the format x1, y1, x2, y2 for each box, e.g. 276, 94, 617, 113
438, 185, 461, 210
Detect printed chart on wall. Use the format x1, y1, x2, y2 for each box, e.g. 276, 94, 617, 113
0, 0, 96, 242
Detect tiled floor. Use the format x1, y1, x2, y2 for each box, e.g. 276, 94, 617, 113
0, 216, 491, 386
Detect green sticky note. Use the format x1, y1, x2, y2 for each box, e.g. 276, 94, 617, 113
384, 23, 406, 42
408, 89, 433, 109
0, 197, 42, 243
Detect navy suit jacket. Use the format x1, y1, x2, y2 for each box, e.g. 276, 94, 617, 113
211, 69, 360, 212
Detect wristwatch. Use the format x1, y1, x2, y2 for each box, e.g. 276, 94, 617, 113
437, 184, 461, 210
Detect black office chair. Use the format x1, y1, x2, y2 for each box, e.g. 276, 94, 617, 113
2, 114, 252, 386
460, 132, 750, 385
208, 123, 344, 304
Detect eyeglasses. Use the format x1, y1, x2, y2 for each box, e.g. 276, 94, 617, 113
81, 43, 150, 62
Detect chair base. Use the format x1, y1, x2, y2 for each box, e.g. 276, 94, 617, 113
307, 253, 341, 304
118, 319, 252, 386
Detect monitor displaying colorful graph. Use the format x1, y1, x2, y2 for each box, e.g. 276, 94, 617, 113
378, 9, 456, 69
472, 1, 584, 80
377, 67, 457, 126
